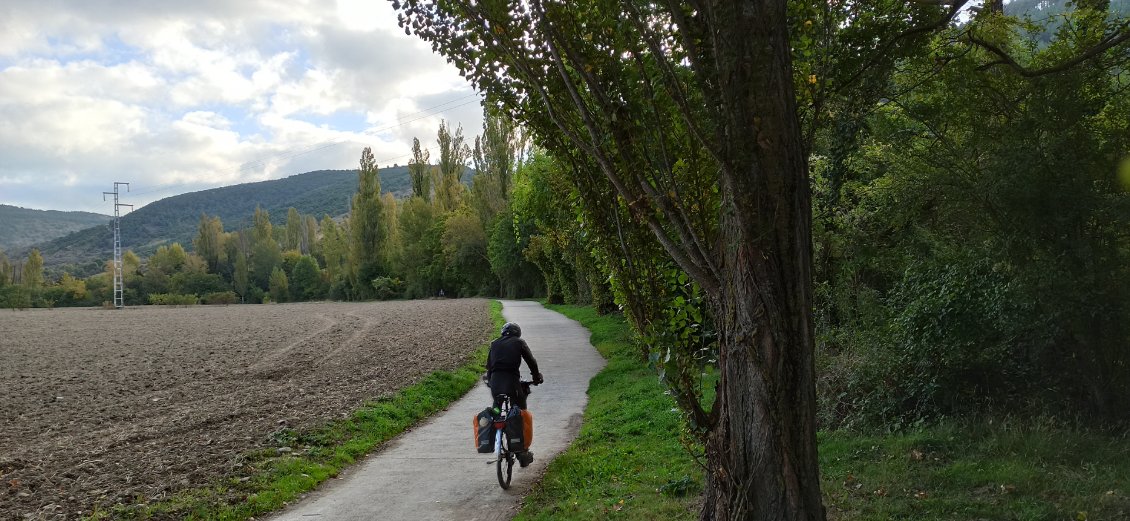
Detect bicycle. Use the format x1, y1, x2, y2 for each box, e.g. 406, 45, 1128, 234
485, 380, 536, 490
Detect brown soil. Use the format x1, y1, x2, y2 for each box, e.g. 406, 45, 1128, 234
0, 299, 493, 520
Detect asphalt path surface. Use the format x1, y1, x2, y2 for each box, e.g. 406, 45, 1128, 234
268, 300, 606, 521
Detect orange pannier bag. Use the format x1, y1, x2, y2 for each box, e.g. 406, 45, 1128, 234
521, 409, 534, 449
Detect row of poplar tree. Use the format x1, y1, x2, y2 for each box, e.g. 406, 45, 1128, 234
0, 113, 607, 309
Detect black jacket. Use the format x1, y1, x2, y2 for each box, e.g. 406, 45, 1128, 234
486, 335, 539, 379
486, 335, 539, 408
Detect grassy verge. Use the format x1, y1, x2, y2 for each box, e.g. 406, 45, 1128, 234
821, 419, 1130, 521
527, 304, 1130, 521
516, 304, 702, 520
89, 301, 505, 520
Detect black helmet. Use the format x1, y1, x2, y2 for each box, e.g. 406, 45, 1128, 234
501, 322, 521, 338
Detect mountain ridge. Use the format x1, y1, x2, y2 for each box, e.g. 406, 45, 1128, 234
0, 205, 111, 253
21, 165, 464, 276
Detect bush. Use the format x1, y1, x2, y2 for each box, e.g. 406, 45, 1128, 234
202, 291, 239, 305
148, 293, 199, 306
818, 253, 1054, 430
371, 276, 403, 300
1, 286, 32, 310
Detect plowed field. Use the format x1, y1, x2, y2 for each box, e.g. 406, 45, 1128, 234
0, 299, 493, 520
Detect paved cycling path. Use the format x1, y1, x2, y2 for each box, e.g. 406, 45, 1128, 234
268, 300, 606, 521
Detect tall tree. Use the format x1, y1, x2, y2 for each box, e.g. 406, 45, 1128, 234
381, 192, 402, 273
0, 249, 10, 287
150, 243, 188, 274
193, 213, 226, 274
320, 215, 347, 284
409, 137, 433, 200
289, 255, 323, 301
472, 110, 525, 226
22, 249, 44, 290
269, 266, 290, 303
397, 196, 441, 297
435, 120, 471, 211
303, 214, 319, 256
395, 1, 817, 518
233, 249, 250, 303
396, 1, 1130, 515
252, 205, 273, 243
285, 207, 303, 252
349, 147, 386, 298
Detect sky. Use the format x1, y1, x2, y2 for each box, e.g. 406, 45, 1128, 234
0, 0, 484, 214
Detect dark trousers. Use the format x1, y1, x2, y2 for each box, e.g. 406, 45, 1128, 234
489, 372, 528, 409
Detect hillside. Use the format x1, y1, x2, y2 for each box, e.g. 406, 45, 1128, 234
29, 166, 466, 276
0, 205, 111, 253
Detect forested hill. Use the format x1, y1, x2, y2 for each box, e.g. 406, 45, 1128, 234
29, 165, 459, 274
0, 205, 111, 253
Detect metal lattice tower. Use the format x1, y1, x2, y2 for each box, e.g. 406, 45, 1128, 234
103, 182, 132, 309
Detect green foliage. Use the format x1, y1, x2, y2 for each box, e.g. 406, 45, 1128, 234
31, 168, 423, 275
441, 207, 493, 296
268, 267, 289, 303
0, 249, 11, 287
508, 152, 608, 306
149, 243, 188, 274
233, 251, 249, 302
813, 13, 1130, 426
22, 248, 44, 289
370, 276, 403, 300
250, 235, 282, 291
349, 147, 386, 300
193, 213, 226, 273
289, 255, 324, 301
819, 419, 1130, 520
201, 291, 239, 305
285, 207, 303, 252
435, 120, 471, 212
171, 271, 227, 297
408, 137, 432, 200
396, 196, 444, 298
148, 293, 199, 306
487, 210, 542, 299
0, 285, 32, 309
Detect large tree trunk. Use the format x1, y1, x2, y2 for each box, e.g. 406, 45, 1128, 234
701, 209, 822, 521
698, 0, 824, 519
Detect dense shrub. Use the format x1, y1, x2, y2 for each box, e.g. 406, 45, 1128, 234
202, 291, 239, 305
148, 293, 198, 306
371, 276, 403, 300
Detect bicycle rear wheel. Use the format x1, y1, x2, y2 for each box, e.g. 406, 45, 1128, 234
497, 451, 513, 489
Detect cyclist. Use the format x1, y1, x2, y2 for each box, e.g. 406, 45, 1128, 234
485, 322, 544, 409
485, 322, 543, 467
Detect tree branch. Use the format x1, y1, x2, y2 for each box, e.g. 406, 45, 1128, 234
968, 23, 1130, 77
831, 1, 969, 97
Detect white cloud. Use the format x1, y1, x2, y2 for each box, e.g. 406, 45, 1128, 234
0, 0, 483, 213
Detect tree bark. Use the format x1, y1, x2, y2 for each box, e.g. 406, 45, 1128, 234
697, 0, 824, 519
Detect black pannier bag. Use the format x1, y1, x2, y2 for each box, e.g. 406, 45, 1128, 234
504, 406, 528, 452
474, 407, 494, 453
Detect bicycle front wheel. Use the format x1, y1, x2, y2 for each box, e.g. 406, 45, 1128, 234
497, 452, 513, 489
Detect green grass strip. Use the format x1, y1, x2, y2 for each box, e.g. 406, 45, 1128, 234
516, 304, 702, 521
87, 301, 505, 520
521, 305, 1130, 521
820, 419, 1130, 521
